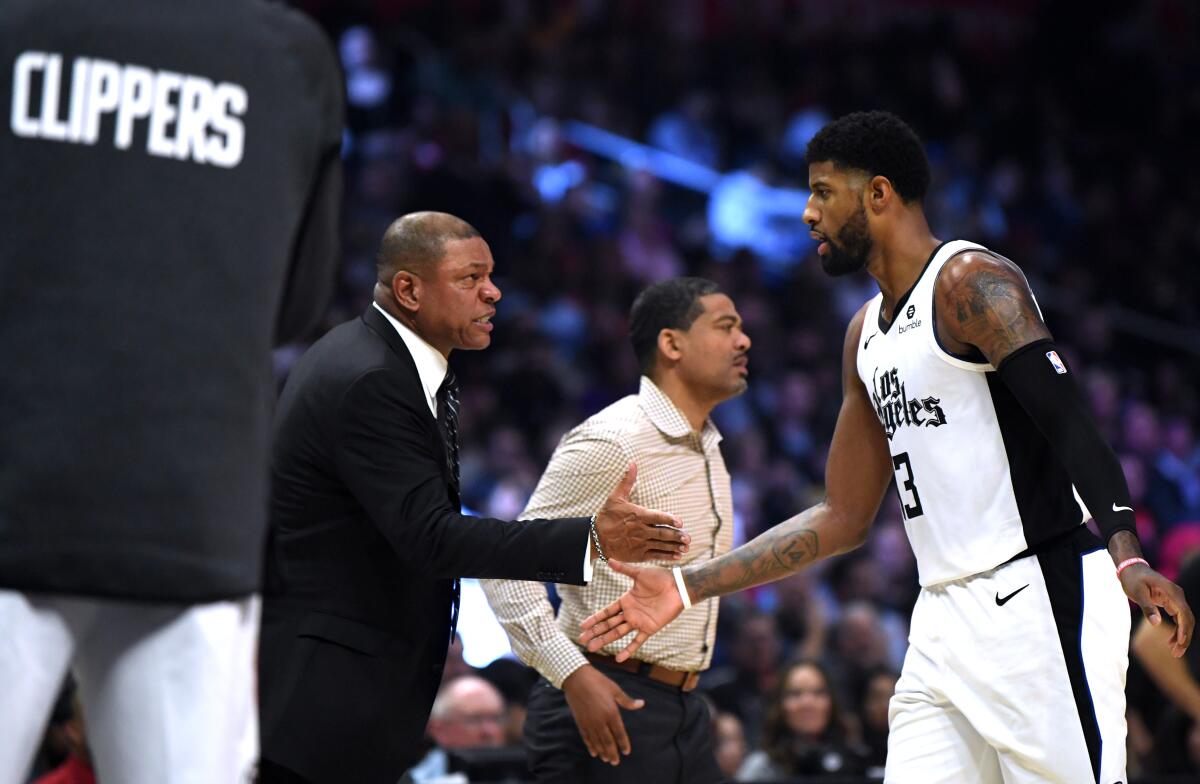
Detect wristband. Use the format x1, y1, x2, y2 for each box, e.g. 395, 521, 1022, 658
588, 514, 607, 564
1116, 557, 1149, 577
672, 566, 692, 609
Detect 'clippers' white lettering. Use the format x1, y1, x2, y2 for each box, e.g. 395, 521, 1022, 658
9, 50, 246, 168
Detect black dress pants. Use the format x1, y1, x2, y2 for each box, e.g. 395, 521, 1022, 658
523, 666, 724, 784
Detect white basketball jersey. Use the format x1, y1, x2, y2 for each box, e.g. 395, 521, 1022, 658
856, 240, 1086, 586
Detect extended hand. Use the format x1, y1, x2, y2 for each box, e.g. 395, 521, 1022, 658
594, 464, 689, 562
1120, 563, 1194, 657
578, 560, 683, 661
562, 665, 644, 766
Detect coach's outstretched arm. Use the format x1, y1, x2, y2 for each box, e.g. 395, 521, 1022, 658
580, 305, 895, 660
935, 251, 1194, 657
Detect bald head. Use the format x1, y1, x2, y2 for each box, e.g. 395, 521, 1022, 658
428, 675, 506, 749
376, 211, 481, 282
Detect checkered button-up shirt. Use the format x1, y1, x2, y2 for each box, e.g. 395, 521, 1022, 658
481, 377, 734, 688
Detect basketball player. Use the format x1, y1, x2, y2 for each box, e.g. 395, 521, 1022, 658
577, 111, 1193, 784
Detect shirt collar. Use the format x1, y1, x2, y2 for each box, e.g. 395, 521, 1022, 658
372, 302, 448, 415
638, 376, 723, 448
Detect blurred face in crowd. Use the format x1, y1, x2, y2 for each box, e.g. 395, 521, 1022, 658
428, 677, 506, 750
734, 614, 782, 676
713, 712, 747, 777
862, 671, 898, 732
804, 160, 875, 277
412, 237, 502, 357
667, 293, 751, 403
837, 604, 890, 668
781, 663, 833, 739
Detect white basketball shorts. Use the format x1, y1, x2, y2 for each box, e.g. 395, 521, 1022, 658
885, 530, 1130, 784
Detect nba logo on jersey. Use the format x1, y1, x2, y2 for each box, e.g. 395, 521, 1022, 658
1046, 351, 1068, 374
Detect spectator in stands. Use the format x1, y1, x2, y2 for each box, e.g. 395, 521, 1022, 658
857, 668, 899, 775
30, 679, 93, 784
703, 610, 784, 750
712, 710, 748, 780
736, 660, 868, 780
409, 676, 507, 783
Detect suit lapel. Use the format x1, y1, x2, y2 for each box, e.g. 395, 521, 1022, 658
361, 307, 458, 504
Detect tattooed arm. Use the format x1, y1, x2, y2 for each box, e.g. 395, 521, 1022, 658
579, 305, 895, 659
932, 250, 1051, 365
935, 252, 1192, 656
683, 304, 894, 602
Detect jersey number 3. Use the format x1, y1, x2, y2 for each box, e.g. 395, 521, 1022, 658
892, 452, 924, 520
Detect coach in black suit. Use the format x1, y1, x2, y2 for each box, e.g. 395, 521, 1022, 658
258, 212, 690, 784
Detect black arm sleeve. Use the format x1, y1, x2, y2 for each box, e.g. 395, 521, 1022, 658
996, 339, 1137, 544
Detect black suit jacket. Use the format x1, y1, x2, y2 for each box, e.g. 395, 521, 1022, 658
0, 0, 342, 601
259, 306, 590, 783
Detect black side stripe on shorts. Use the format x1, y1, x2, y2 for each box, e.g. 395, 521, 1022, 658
1038, 547, 1102, 783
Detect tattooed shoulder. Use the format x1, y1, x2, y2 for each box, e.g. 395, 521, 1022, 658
935, 251, 1051, 366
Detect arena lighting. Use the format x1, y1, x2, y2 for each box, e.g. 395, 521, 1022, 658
561, 120, 723, 193
561, 120, 817, 266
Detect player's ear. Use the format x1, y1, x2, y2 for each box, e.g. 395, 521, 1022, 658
868, 175, 893, 214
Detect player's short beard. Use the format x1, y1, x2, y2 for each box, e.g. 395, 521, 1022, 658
819, 202, 874, 277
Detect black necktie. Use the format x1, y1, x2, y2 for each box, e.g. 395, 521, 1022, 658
437, 369, 460, 492
436, 369, 461, 644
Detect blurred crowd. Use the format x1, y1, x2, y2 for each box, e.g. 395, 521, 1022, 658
273, 0, 1200, 781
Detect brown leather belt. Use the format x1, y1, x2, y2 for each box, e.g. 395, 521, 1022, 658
584, 651, 700, 692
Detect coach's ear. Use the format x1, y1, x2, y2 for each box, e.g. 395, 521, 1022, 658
391, 270, 421, 312
657, 328, 684, 366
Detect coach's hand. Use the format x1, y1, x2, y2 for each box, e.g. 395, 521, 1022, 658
1120, 562, 1194, 657
563, 665, 644, 766
594, 464, 689, 562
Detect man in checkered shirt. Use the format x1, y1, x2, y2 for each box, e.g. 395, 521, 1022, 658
482, 277, 750, 783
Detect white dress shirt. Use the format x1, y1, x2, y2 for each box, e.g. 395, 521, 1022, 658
372, 302, 447, 417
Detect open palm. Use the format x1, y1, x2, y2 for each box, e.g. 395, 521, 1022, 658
578, 560, 684, 661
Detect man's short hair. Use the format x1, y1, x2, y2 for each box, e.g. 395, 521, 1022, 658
805, 111, 931, 203
629, 277, 722, 376
376, 211, 481, 282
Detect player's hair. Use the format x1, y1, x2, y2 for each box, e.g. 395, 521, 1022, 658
377, 211, 481, 282
805, 111, 930, 203
629, 277, 722, 376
